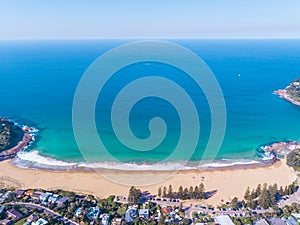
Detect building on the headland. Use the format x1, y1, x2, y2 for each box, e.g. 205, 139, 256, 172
215, 215, 235, 225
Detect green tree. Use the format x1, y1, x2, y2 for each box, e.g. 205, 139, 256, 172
286, 148, 300, 167
178, 186, 183, 199
199, 183, 205, 199
188, 186, 194, 199
231, 197, 239, 209
183, 188, 189, 200
194, 186, 199, 199
128, 186, 142, 204
158, 187, 162, 197
168, 185, 173, 198
163, 186, 167, 198
244, 187, 251, 201
256, 184, 262, 197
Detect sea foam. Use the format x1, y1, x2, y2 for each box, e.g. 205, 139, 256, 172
13, 150, 265, 172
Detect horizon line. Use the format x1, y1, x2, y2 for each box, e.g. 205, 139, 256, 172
1, 37, 300, 41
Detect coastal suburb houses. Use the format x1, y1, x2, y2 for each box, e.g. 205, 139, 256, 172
0, 186, 300, 225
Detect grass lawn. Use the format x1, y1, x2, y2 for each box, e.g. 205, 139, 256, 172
14, 216, 29, 225
293, 166, 300, 172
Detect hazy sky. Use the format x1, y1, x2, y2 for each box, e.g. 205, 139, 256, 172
1, 0, 300, 39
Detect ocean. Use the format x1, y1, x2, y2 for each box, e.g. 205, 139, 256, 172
1, 39, 300, 170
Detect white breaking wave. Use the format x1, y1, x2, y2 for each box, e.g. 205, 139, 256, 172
198, 159, 260, 168
13, 150, 266, 171
77, 161, 194, 171
15, 151, 77, 168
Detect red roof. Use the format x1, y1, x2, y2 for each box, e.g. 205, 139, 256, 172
161, 207, 171, 215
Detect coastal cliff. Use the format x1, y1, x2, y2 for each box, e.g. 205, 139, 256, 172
274, 77, 300, 106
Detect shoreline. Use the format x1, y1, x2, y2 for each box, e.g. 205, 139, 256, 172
0, 157, 297, 206
274, 89, 300, 107
12, 139, 292, 173
0, 118, 298, 206
0, 118, 37, 161
12, 150, 276, 173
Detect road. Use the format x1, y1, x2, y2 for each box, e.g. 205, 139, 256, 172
277, 177, 300, 207
6, 202, 79, 225
150, 199, 274, 224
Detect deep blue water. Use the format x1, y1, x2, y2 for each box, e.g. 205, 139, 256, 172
1, 39, 300, 168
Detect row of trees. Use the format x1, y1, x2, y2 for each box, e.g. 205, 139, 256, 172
243, 181, 298, 209
157, 183, 206, 200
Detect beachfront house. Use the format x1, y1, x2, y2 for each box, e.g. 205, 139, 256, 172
215, 215, 235, 225
75, 195, 85, 203
125, 207, 137, 223
161, 206, 172, 216
56, 196, 69, 207
0, 191, 11, 203
6, 209, 23, 221
48, 194, 59, 204
39, 192, 52, 202
31, 191, 43, 201
15, 190, 25, 198
87, 206, 100, 221
138, 209, 149, 219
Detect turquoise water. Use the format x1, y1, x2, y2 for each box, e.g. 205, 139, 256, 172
1, 39, 300, 169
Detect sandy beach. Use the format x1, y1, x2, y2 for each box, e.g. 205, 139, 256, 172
0, 158, 297, 206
